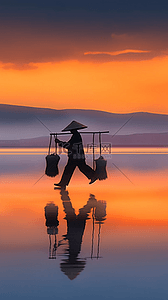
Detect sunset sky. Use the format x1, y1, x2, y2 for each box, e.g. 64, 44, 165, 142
1, 0, 168, 113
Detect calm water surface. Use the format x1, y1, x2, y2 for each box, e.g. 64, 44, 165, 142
1, 148, 168, 300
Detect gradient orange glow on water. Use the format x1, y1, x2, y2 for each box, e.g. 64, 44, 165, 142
1, 152, 168, 253
1, 175, 168, 220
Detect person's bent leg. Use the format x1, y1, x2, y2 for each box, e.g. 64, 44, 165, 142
77, 160, 96, 179
58, 159, 76, 186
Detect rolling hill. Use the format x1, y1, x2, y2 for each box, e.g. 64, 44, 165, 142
0, 104, 168, 144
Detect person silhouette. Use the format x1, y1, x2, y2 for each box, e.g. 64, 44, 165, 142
54, 121, 97, 189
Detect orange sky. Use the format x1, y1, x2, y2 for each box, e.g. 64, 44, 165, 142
1, 1, 168, 114
1, 55, 168, 113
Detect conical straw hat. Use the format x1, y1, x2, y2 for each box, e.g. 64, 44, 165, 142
62, 120, 87, 132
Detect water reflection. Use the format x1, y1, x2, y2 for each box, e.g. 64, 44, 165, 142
3, 150, 168, 299
44, 192, 107, 280
44, 202, 59, 259
94, 200, 107, 259
60, 191, 96, 280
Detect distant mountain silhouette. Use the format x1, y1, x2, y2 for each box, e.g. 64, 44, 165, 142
0, 104, 168, 140
1, 132, 168, 147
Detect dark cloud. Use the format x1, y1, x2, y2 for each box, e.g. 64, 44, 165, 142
0, 1, 168, 64
2, 63, 38, 70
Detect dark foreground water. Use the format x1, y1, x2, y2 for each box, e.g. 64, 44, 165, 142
1, 148, 168, 300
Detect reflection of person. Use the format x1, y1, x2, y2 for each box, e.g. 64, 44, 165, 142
54, 121, 97, 189
59, 190, 97, 280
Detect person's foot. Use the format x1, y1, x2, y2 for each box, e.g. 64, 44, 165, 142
89, 176, 98, 184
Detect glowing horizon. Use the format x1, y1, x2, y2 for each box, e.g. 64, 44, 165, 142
1, 55, 168, 114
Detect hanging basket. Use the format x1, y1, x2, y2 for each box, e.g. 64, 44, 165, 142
45, 134, 60, 177
45, 153, 60, 177
95, 156, 107, 180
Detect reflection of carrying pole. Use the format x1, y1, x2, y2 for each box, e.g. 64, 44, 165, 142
49, 234, 57, 259
49, 235, 52, 259
97, 223, 101, 259
91, 207, 95, 259
52, 234, 57, 259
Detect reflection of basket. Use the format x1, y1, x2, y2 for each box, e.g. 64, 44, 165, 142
95, 200, 107, 222
45, 154, 60, 177
44, 202, 59, 227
